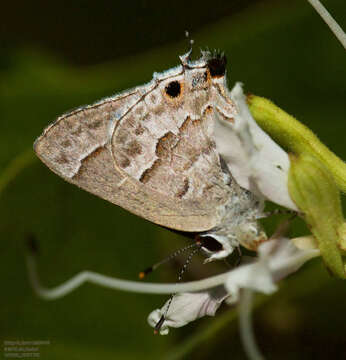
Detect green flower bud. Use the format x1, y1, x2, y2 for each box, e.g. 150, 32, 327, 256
288, 154, 345, 278
247, 95, 346, 194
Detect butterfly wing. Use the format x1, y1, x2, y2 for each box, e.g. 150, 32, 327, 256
35, 71, 232, 232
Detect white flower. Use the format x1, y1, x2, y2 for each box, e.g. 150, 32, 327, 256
214, 82, 298, 210
148, 287, 228, 335
147, 236, 319, 334
225, 236, 319, 304
26, 233, 319, 336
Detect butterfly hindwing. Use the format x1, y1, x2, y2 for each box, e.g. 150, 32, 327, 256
34, 74, 229, 232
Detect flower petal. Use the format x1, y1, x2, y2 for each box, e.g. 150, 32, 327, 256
261, 237, 320, 282
147, 287, 228, 334
225, 259, 277, 305
214, 82, 298, 210
225, 237, 319, 304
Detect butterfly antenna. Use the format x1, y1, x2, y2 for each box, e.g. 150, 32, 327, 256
154, 244, 202, 334
139, 241, 200, 279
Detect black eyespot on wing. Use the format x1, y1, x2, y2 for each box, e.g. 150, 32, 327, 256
165, 81, 181, 98
207, 54, 227, 77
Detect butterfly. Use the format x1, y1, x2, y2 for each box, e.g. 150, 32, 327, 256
34, 50, 266, 262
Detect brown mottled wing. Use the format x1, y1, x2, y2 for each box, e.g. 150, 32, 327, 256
34, 87, 227, 232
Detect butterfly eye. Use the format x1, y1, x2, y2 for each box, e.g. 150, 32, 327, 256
196, 235, 223, 252
165, 81, 181, 98
207, 55, 227, 78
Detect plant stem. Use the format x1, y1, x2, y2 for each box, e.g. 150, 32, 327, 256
239, 289, 264, 360
307, 0, 346, 49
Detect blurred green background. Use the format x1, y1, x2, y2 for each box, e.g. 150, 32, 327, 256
1, 0, 345, 359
